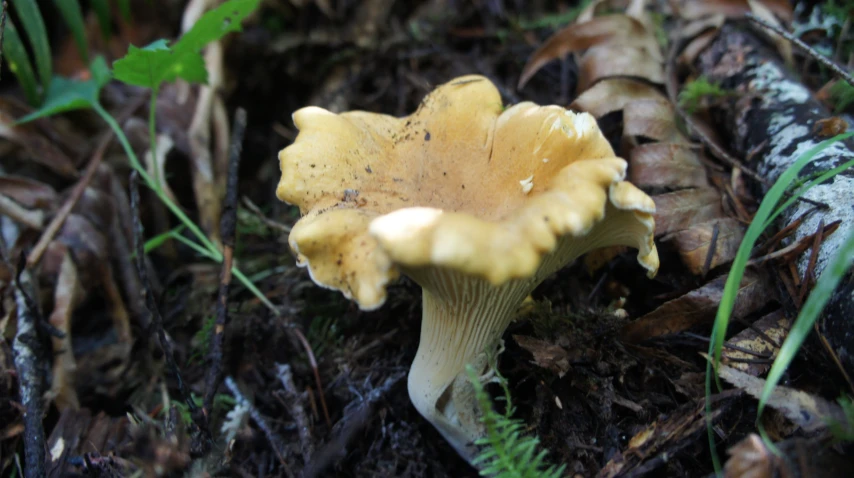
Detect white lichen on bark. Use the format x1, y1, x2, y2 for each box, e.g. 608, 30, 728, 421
745, 57, 854, 279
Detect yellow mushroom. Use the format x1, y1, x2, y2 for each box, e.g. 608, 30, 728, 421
276, 75, 659, 462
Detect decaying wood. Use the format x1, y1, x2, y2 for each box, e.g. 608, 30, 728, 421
12, 260, 47, 478
696, 25, 854, 379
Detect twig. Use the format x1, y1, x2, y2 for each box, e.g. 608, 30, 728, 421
289, 326, 332, 428
798, 219, 825, 304
26, 95, 148, 268
665, 30, 827, 210
11, 253, 47, 478
702, 221, 720, 277
745, 12, 854, 88
204, 107, 246, 416
224, 376, 294, 478
302, 372, 406, 478
129, 171, 212, 456
276, 363, 314, 462
241, 196, 292, 233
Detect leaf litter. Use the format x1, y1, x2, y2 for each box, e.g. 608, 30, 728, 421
1, 0, 853, 476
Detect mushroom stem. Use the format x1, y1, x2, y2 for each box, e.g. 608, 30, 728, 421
406, 269, 531, 462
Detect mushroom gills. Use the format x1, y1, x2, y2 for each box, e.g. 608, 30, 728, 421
405, 269, 531, 462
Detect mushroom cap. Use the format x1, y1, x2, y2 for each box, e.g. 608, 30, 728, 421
277, 75, 658, 310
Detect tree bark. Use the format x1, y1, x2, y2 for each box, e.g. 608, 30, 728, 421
695, 25, 854, 379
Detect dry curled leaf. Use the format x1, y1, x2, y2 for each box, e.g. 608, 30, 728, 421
578, 45, 665, 93
715, 362, 851, 433
678, 0, 792, 23
652, 188, 724, 236
513, 335, 571, 378
724, 434, 775, 478
620, 269, 773, 343
0, 176, 58, 209
721, 309, 788, 376
629, 143, 709, 189
518, 15, 661, 89
570, 78, 667, 118
623, 99, 684, 142
0, 104, 79, 179
664, 217, 745, 275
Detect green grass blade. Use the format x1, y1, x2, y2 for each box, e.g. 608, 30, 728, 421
90, 0, 112, 39
2, 19, 40, 105
52, 0, 89, 63
758, 227, 854, 418
116, 0, 131, 20
9, 0, 52, 92
763, 157, 854, 230
706, 131, 854, 472
709, 131, 853, 370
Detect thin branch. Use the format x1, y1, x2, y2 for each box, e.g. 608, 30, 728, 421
745, 12, 854, 87
27, 95, 148, 268
204, 107, 246, 415
224, 376, 295, 478
289, 325, 332, 428
276, 363, 314, 462
11, 253, 47, 478
302, 372, 406, 478
130, 171, 212, 456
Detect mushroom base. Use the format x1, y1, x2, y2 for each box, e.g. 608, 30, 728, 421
402, 206, 658, 465
406, 269, 532, 463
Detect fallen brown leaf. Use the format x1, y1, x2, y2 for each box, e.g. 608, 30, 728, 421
721, 309, 788, 376
578, 45, 665, 93
622, 98, 684, 142
678, 0, 793, 23
664, 217, 745, 275
513, 335, 571, 378
0, 176, 58, 209
0, 102, 79, 179
629, 143, 709, 189
652, 188, 724, 236
518, 15, 661, 89
724, 434, 775, 478
620, 269, 773, 343
715, 361, 851, 434
570, 78, 667, 118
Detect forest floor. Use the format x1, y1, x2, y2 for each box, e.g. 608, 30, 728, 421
1, 0, 854, 477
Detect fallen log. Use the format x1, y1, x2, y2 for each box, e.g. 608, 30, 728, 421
694, 25, 854, 380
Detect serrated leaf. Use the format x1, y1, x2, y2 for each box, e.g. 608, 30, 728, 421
2, 19, 40, 105
112, 0, 260, 90
16, 57, 111, 124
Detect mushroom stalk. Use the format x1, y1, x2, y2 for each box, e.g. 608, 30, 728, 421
407, 268, 531, 461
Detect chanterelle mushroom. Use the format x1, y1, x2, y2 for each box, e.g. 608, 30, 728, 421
276, 75, 659, 462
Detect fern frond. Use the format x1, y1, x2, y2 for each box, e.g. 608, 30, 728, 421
466, 364, 566, 478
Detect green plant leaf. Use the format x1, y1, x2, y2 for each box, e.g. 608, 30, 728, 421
16, 56, 112, 123
112, 41, 177, 88
90, 0, 113, 39
175, 0, 260, 53
112, 0, 260, 89
2, 19, 40, 105
53, 0, 89, 63
10, 0, 52, 92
